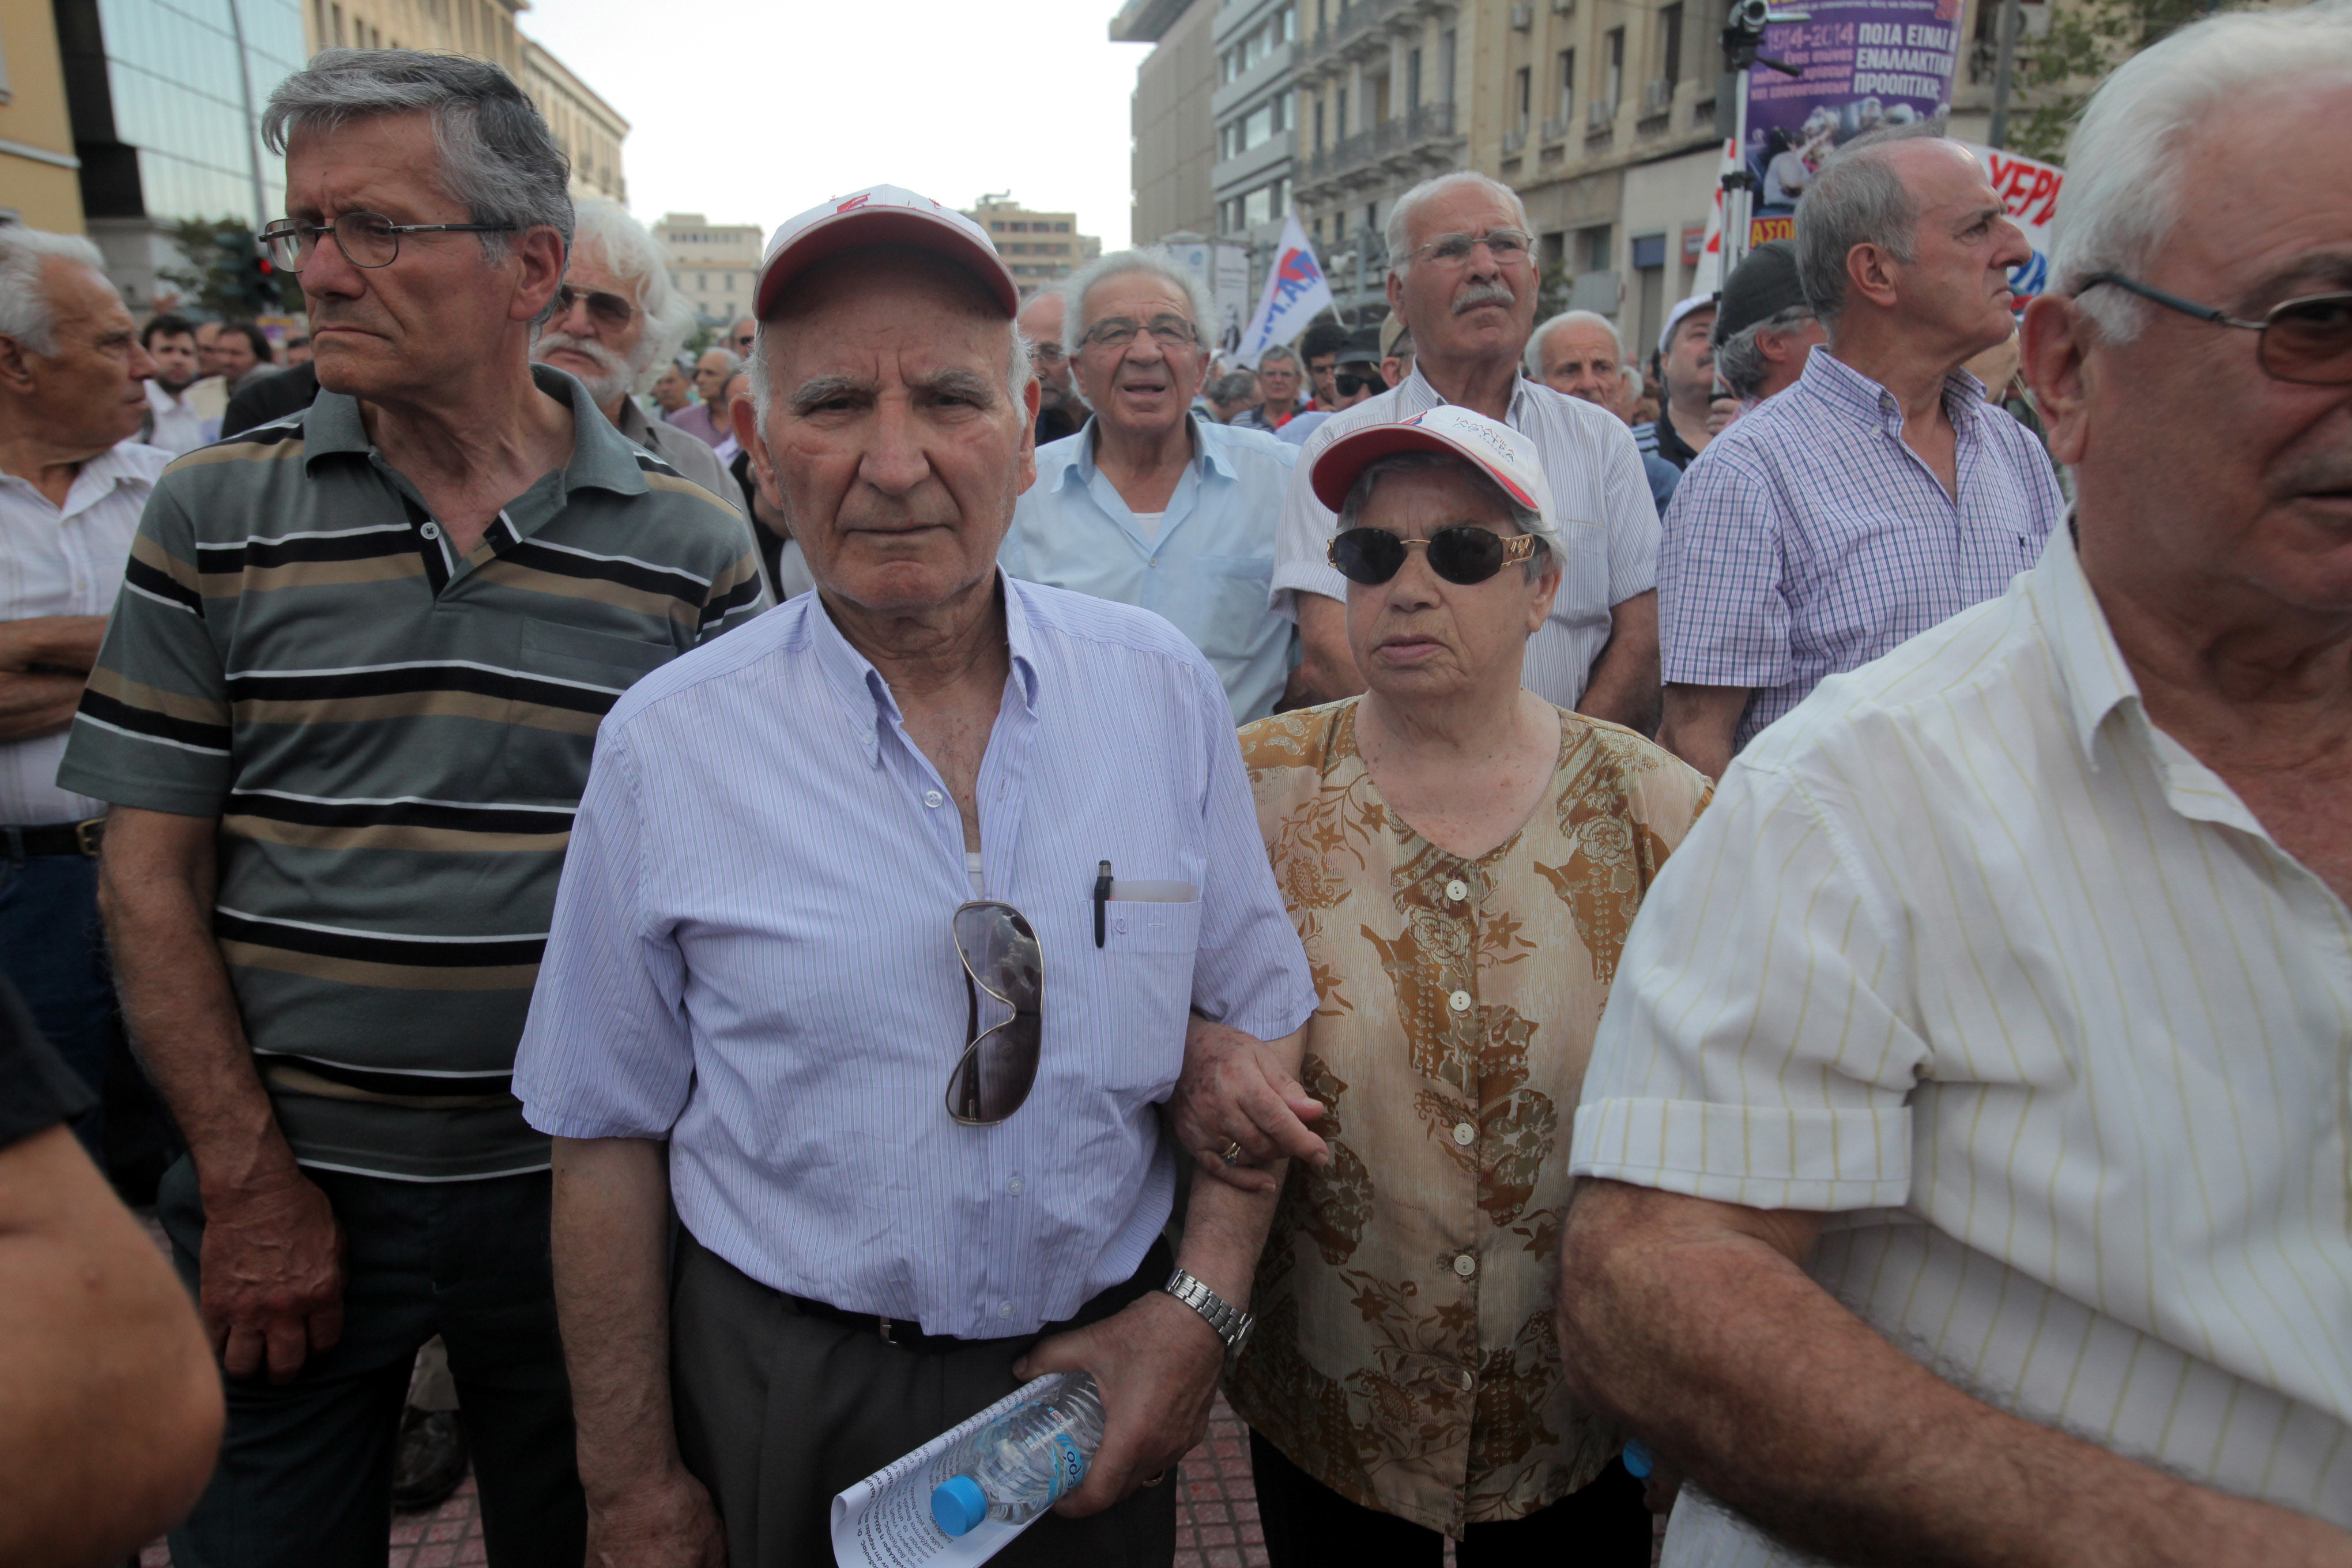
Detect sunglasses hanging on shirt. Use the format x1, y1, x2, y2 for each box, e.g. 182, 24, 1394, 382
947, 901, 1042, 1126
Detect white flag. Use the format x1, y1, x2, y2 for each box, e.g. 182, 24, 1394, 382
1236, 213, 1334, 367
1687, 138, 1740, 297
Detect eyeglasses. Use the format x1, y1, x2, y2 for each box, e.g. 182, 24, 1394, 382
553, 284, 637, 331
1335, 368, 1382, 397
259, 212, 517, 274
2079, 274, 2352, 386
948, 901, 1042, 1126
1329, 525, 1546, 586
731, 333, 755, 351
1031, 341, 1069, 364
1082, 314, 1202, 352
1403, 228, 1535, 269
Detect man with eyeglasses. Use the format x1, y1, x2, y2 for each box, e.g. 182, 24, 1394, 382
56, 51, 769, 1567
1272, 171, 1663, 730
1002, 248, 1300, 723
1235, 344, 1307, 432
1653, 124, 2066, 781
533, 198, 739, 515
728, 314, 756, 359
514, 186, 1314, 1568
1561, 11, 2352, 1564
1017, 289, 1088, 445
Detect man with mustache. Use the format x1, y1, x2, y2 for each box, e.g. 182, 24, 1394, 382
1653, 125, 2066, 779
1271, 171, 1662, 728
56, 50, 767, 1566
535, 198, 739, 511
1002, 248, 1299, 722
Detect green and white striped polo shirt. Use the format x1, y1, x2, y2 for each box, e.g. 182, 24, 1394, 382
58, 365, 769, 1181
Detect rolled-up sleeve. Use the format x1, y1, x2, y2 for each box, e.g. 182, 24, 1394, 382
1656, 443, 1792, 691
1184, 663, 1318, 1043
1570, 755, 1921, 1212
514, 725, 694, 1140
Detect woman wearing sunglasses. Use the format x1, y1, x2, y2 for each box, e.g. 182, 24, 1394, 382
1182, 406, 1713, 1565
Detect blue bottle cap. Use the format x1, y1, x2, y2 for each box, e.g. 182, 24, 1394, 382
931, 1475, 989, 1536
1622, 1438, 1654, 1479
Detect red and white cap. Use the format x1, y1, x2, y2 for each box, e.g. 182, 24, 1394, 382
754, 184, 1018, 321
1309, 405, 1563, 553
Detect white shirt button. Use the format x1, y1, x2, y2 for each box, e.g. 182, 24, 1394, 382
998, 1301, 1015, 1318
1445, 879, 1469, 903
1448, 989, 1472, 1013
1457, 1367, 1476, 1392
418, 521, 442, 541
1452, 1253, 1477, 1279
1452, 1121, 1475, 1146
1115, 917, 1129, 934
1007, 1177, 1024, 1195
923, 790, 944, 808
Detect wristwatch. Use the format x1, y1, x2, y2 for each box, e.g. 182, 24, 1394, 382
1162, 1268, 1256, 1356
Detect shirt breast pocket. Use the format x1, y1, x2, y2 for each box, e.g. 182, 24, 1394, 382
498, 619, 678, 798
1178, 553, 1275, 661
1080, 896, 1204, 1105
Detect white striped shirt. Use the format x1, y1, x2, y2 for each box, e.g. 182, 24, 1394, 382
1269, 368, 1660, 709
513, 578, 1317, 1339
1573, 528, 2352, 1563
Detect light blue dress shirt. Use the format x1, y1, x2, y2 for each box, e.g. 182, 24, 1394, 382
513, 578, 1317, 1339
1002, 414, 1298, 723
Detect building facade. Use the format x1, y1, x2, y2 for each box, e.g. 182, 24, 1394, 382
54, 0, 308, 311
1, 0, 87, 230
653, 212, 762, 332
518, 37, 625, 204
964, 194, 1102, 299
1118, 0, 1218, 245
1211, 0, 1298, 257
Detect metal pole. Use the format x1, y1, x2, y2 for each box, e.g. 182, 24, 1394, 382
225, 0, 269, 231
1722, 65, 1754, 281
1987, 0, 2024, 149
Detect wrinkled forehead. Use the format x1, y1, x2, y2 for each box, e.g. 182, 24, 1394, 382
1409, 186, 1520, 248
1546, 322, 1620, 361
565, 244, 639, 300
1363, 455, 1524, 530
1078, 269, 1194, 329
764, 248, 1014, 377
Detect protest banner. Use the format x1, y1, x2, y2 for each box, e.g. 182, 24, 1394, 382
1236, 213, 1334, 366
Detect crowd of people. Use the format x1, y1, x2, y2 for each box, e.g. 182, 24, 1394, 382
0, 6, 2347, 1566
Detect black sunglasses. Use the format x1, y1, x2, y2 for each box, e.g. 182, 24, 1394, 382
947, 901, 1042, 1126
1329, 525, 1546, 586
553, 284, 636, 330
2079, 273, 2352, 386
1335, 367, 1382, 397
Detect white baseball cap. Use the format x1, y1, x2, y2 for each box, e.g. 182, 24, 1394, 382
1309, 405, 1563, 555
1657, 292, 1718, 357
754, 184, 1018, 321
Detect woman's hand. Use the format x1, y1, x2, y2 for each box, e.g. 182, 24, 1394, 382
1170, 1016, 1329, 1193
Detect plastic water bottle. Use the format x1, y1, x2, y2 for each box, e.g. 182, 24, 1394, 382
929, 1373, 1107, 1536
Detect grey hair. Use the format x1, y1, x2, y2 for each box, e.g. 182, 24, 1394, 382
262, 48, 572, 318
1713, 303, 1819, 398
1525, 309, 1624, 375
1384, 171, 1531, 280
567, 198, 693, 390
0, 228, 110, 356
698, 346, 742, 376
749, 321, 1030, 424
1793, 118, 1950, 323
1335, 451, 1554, 582
2055, 2, 2352, 343
1059, 246, 1217, 358
1257, 343, 1301, 374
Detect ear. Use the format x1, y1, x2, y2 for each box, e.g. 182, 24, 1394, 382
2021, 292, 2093, 469
1015, 374, 1039, 495
1845, 242, 1904, 314
1385, 268, 1407, 327
745, 409, 786, 514
1526, 551, 1563, 634
0, 333, 39, 397
510, 225, 569, 326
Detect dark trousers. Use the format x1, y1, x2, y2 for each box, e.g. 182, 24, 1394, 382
158, 1158, 585, 1568
1250, 1428, 1653, 1567
0, 840, 116, 1160
671, 1228, 1179, 1568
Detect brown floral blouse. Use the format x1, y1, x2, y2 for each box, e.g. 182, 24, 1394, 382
1223, 698, 1710, 1535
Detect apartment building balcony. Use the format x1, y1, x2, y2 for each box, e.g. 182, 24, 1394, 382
1297, 99, 1464, 198
1298, 0, 1455, 78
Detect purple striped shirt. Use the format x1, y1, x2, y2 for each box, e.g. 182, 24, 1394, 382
1659, 347, 2065, 749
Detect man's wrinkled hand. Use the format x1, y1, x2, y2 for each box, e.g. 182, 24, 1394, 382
586, 1467, 728, 1568
1012, 1292, 1226, 1517
1171, 1016, 1328, 1192
198, 1171, 345, 1384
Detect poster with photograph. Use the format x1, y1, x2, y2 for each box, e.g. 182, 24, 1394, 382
1743, 0, 1963, 246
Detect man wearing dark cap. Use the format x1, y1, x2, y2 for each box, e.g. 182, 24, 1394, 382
517, 183, 1316, 1567
1709, 239, 1826, 408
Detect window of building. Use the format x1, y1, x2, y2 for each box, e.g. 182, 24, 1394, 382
1439, 29, 1457, 101
1516, 66, 1531, 129
1314, 98, 1325, 151
1318, 0, 1328, 32
1605, 28, 1624, 111
1337, 86, 1349, 138
1662, 3, 1684, 87
1407, 47, 1422, 110
1558, 50, 1575, 119
331, 2, 345, 45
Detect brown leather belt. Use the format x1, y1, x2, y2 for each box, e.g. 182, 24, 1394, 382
3, 818, 104, 858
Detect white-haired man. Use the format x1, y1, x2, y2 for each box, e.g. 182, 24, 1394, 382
1654, 123, 2065, 779
535, 199, 737, 507
1531, 308, 1683, 518
665, 346, 739, 448
59, 51, 768, 1566
518, 185, 1313, 1567
1273, 171, 1661, 728
0, 228, 163, 1166
1561, 9, 2352, 1564
1633, 295, 1718, 471
1004, 249, 1299, 722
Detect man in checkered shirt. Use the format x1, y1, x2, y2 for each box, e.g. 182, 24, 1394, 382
1655, 123, 2067, 778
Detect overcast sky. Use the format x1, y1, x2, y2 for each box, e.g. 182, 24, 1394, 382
520, 0, 1153, 251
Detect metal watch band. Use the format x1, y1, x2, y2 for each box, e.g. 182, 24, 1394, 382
1162, 1267, 1255, 1354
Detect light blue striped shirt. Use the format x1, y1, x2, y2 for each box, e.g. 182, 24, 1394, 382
513, 577, 1317, 1338
1657, 346, 2065, 751
1003, 414, 1298, 724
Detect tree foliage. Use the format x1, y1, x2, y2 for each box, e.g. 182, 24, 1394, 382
156, 218, 304, 318
2003, 0, 2217, 161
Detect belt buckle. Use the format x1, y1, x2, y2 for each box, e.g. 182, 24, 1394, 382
878, 1316, 899, 1347
73, 819, 104, 857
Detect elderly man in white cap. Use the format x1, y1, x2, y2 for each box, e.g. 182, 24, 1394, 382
515, 184, 1318, 1567
1632, 295, 1717, 472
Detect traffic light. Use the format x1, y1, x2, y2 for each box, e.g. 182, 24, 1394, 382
249, 252, 281, 314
